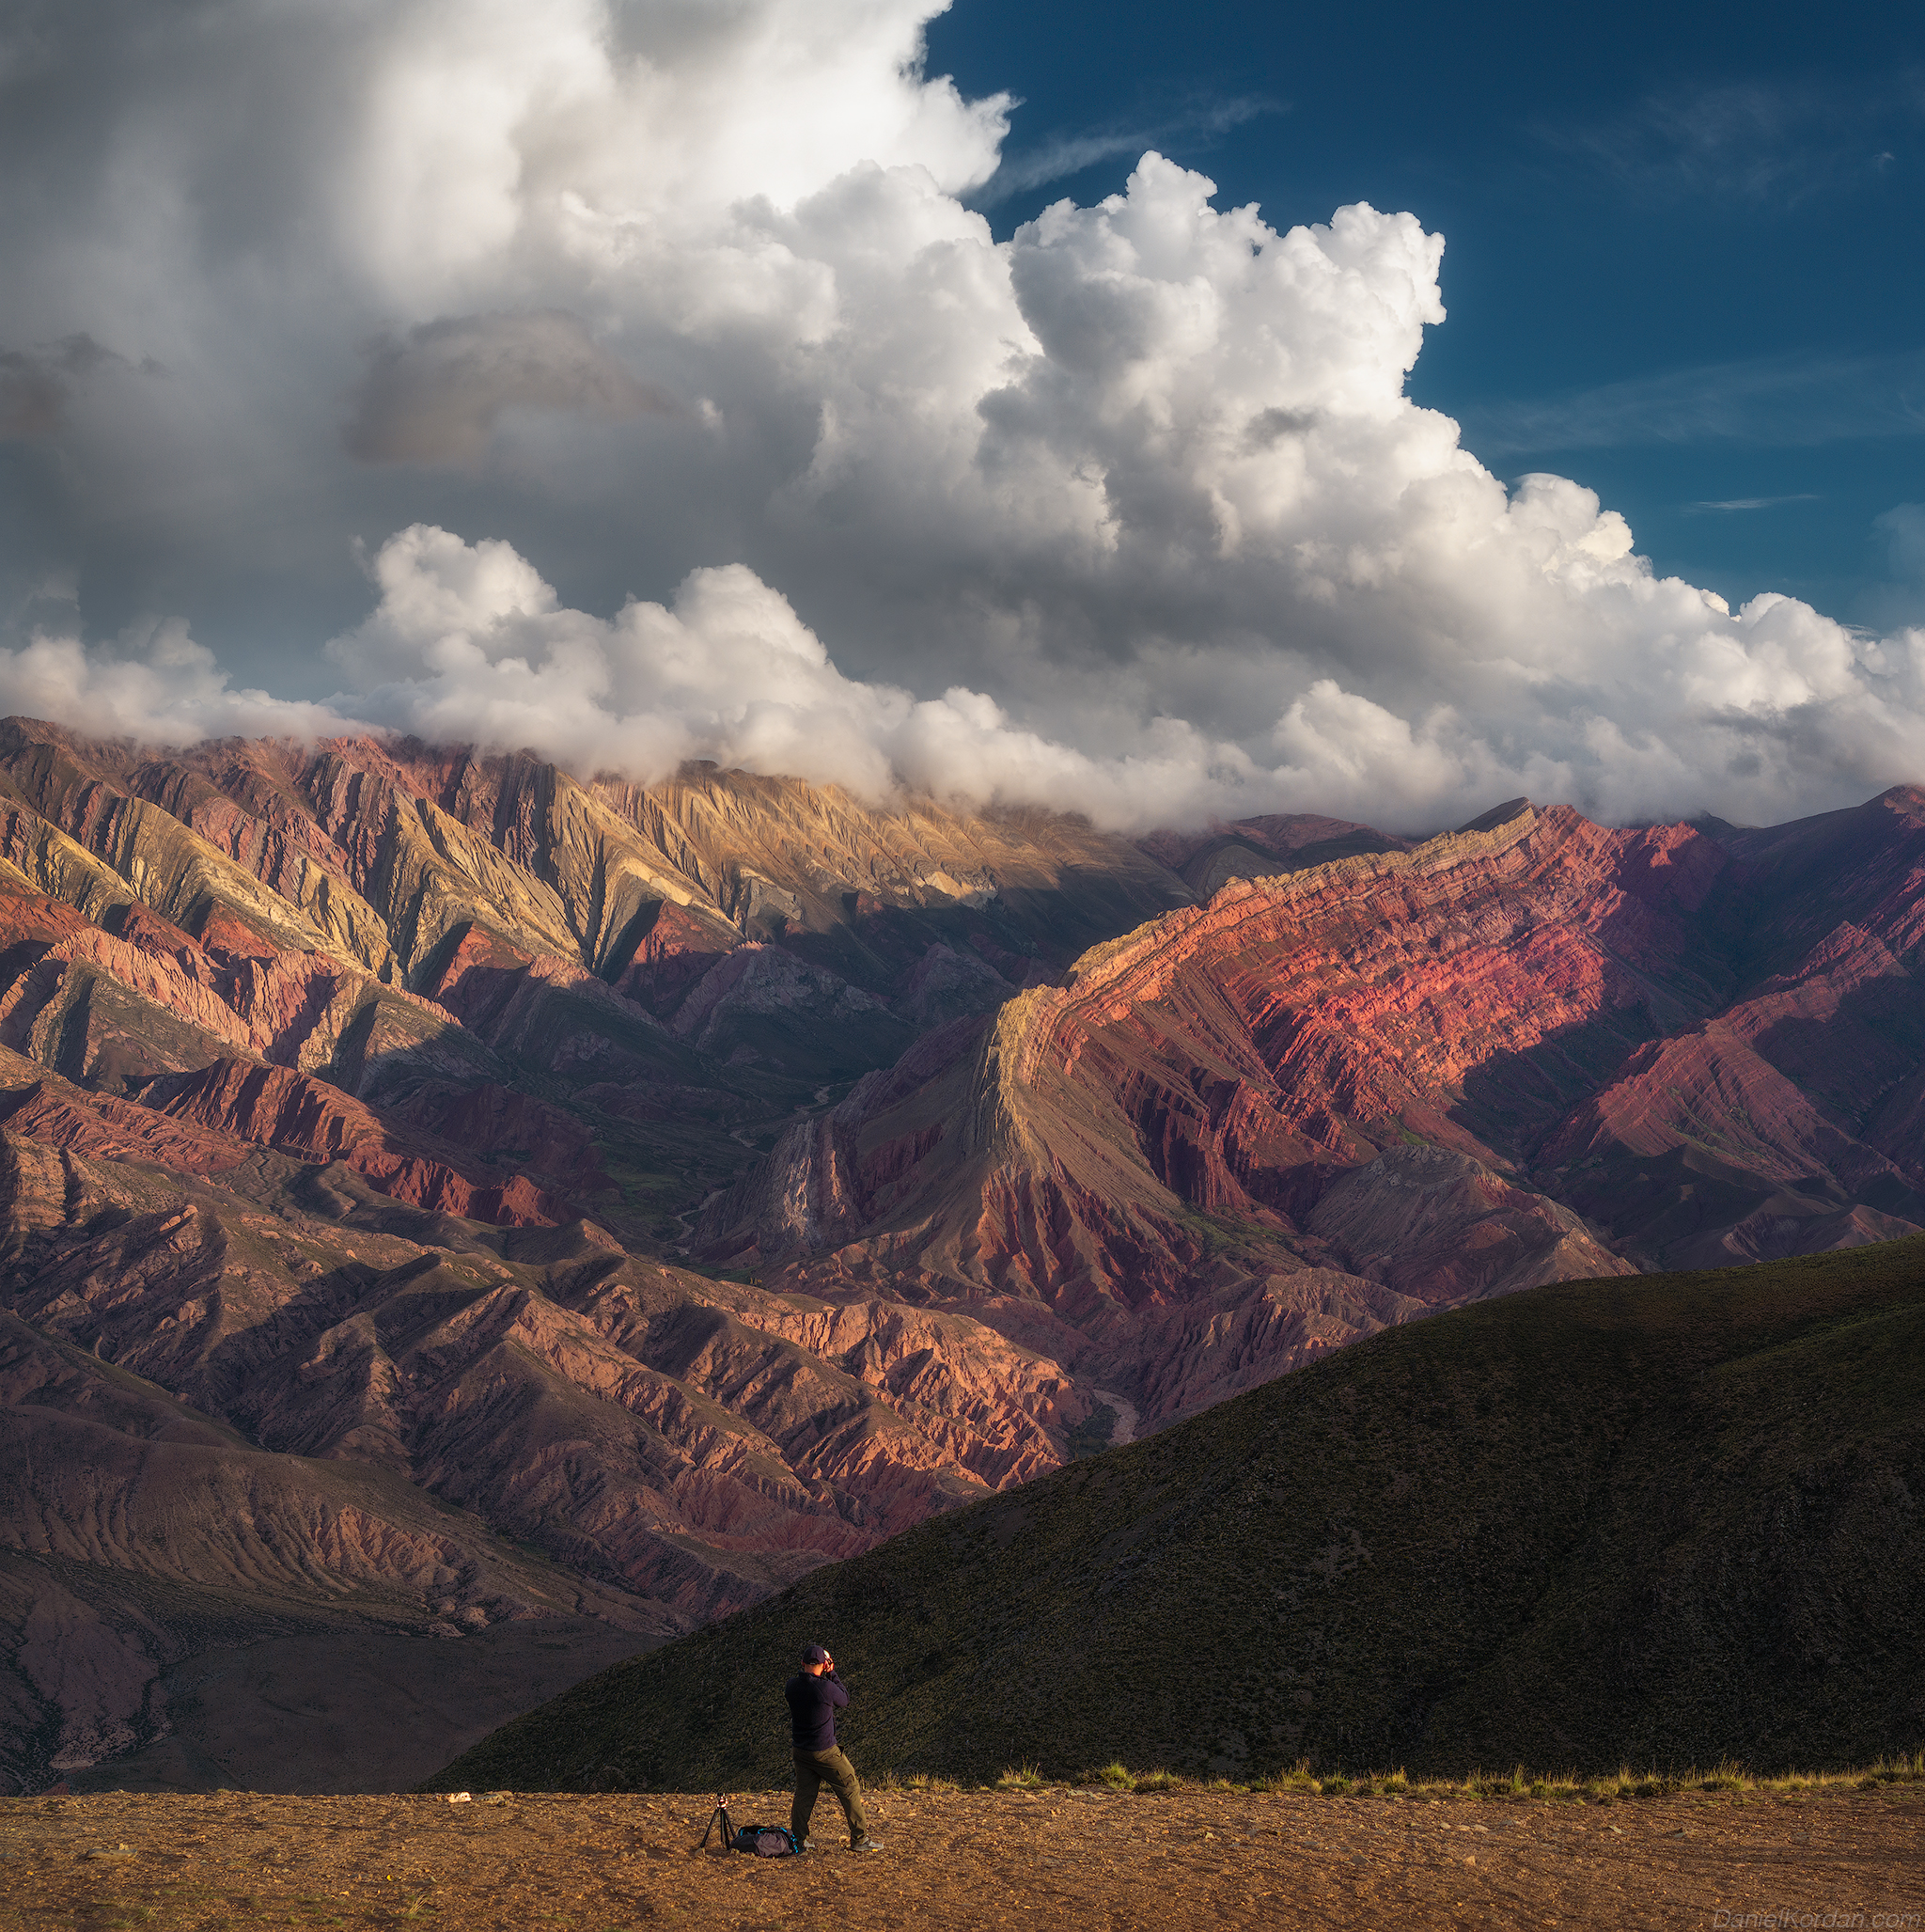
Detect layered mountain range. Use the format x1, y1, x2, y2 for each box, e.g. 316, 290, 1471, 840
0, 712, 1919, 1790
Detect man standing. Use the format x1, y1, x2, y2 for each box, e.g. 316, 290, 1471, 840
785, 1642, 881, 1853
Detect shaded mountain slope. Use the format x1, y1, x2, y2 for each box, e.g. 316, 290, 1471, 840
432, 1234, 1925, 1793
1542, 802, 1925, 1265
1136, 810, 1416, 898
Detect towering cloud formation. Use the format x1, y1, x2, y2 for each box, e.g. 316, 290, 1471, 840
0, 0, 1918, 828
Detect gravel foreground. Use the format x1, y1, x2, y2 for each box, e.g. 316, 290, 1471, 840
0, 1785, 1919, 1929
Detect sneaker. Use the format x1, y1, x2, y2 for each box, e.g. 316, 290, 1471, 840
853, 1838, 885, 1853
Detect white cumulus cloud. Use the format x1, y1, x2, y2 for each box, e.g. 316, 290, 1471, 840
0, 0, 1920, 833
323, 524, 1254, 825
0, 621, 349, 745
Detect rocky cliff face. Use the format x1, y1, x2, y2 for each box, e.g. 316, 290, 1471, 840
2, 709, 1921, 1791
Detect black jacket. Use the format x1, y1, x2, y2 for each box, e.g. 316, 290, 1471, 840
784, 1670, 849, 1751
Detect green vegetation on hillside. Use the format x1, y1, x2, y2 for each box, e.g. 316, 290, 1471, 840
431, 1237, 1925, 1792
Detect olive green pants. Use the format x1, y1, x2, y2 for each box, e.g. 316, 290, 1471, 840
791, 1748, 868, 1847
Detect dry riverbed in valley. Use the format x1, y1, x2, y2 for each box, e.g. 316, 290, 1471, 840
0, 1784, 1919, 1930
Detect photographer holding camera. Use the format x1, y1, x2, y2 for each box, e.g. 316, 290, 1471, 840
785, 1642, 882, 1854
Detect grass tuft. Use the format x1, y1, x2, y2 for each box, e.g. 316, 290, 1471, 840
833, 1751, 1925, 1800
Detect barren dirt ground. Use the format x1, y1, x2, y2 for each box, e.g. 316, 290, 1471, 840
1, 1785, 1919, 1930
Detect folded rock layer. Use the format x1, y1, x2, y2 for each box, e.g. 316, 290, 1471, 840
704, 790, 1925, 1422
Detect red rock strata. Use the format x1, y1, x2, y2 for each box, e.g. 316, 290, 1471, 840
1, 708, 1922, 1790
141, 1060, 567, 1227
705, 792, 1925, 1423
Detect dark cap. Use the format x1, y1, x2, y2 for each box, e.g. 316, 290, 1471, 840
801, 1642, 829, 1664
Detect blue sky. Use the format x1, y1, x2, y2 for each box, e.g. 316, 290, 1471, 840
929, 0, 1925, 625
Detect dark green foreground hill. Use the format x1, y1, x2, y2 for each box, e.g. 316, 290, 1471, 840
432, 1238, 1925, 1789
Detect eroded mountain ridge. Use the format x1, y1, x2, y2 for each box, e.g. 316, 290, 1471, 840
0, 715, 1919, 1791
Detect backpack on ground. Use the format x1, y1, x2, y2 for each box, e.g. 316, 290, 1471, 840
698, 1797, 802, 1859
